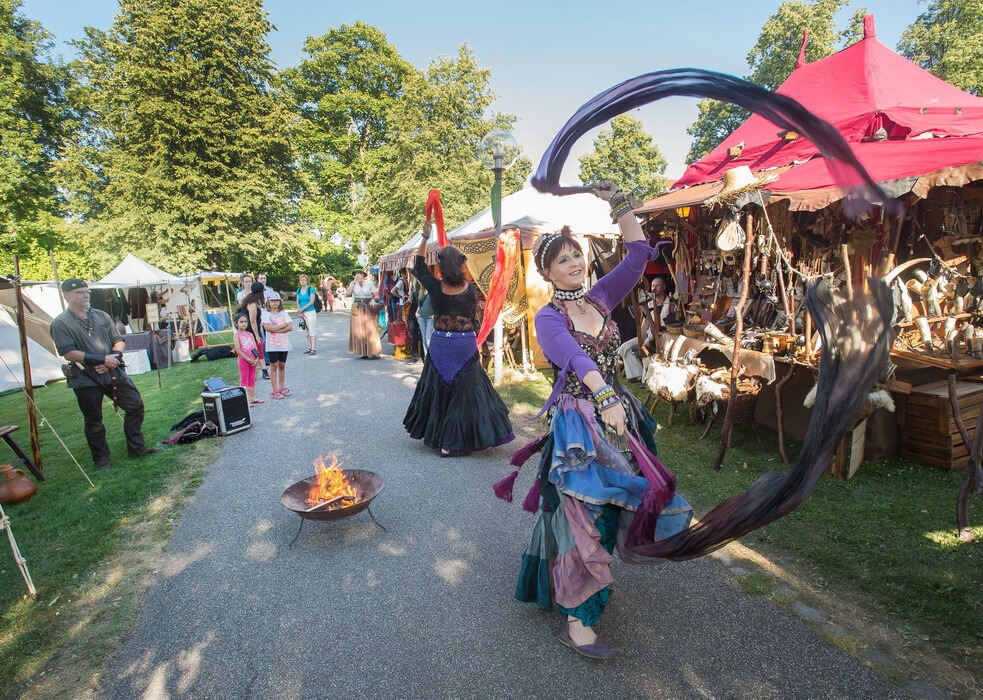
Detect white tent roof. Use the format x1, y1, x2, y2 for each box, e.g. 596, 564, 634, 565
0, 307, 64, 391
95, 254, 183, 288
381, 186, 619, 266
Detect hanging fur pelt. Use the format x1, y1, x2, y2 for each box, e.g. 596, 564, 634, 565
619, 279, 895, 562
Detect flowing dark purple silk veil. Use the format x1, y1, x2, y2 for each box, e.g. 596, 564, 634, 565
532, 68, 896, 216
531, 68, 896, 560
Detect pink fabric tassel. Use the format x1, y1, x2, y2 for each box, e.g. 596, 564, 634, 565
522, 477, 542, 513
510, 433, 548, 467
492, 470, 519, 502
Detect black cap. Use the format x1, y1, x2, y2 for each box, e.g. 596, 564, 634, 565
61, 278, 88, 292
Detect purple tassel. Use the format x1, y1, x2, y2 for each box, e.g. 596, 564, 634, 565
522, 477, 542, 513
492, 470, 519, 502
510, 433, 548, 467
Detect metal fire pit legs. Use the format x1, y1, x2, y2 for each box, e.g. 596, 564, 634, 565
287, 506, 386, 547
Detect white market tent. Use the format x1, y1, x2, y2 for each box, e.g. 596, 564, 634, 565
92, 254, 241, 331
379, 186, 619, 270
0, 307, 64, 392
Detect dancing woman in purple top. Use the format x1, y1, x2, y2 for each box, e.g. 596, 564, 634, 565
495, 180, 691, 659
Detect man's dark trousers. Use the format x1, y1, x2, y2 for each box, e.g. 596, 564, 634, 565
73, 378, 147, 464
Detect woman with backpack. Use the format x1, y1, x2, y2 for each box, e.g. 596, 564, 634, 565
296, 274, 320, 356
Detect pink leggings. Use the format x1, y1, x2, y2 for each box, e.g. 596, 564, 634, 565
238, 358, 256, 388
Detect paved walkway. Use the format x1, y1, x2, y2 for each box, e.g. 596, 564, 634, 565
98, 311, 900, 698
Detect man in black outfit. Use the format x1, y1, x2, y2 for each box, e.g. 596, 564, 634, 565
50, 278, 159, 470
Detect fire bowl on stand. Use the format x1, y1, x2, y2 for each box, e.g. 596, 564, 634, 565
280, 469, 385, 546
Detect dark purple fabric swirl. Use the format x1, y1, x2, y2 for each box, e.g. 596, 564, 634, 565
531, 67, 896, 215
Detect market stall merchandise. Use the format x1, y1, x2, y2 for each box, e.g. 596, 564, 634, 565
627, 16, 983, 485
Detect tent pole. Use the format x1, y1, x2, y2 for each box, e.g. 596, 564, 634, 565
13, 256, 43, 474
49, 250, 65, 311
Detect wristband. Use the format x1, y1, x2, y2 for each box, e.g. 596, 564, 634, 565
592, 383, 615, 399
611, 201, 634, 221
598, 395, 621, 411
83, 353, 106, 366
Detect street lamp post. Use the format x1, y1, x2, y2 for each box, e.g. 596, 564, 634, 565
479, 130, 519, 386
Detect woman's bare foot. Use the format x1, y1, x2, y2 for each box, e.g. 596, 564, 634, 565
566, 616, 597, 646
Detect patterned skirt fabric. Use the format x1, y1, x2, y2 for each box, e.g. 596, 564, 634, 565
512, 392, 693, 627
403, 332, 514, 453
349, 301, 381, 356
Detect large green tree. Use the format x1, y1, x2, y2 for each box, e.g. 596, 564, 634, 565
685, 0, 863, 163
578, 115, 668, 200
0, 0, 68, 260
282, 22, 413, 239
898, 0, 983, 95
364, 46, 530, 254
60, 0, 305, 274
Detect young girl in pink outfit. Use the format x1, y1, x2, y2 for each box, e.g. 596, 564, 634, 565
233, 314, 263, 404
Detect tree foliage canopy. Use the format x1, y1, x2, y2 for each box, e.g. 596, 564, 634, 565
60, 0, 304, 274
898, 0, 983, 95
0, 0, 68, 256
578, 115, 668, 201
685, 0, 860, 164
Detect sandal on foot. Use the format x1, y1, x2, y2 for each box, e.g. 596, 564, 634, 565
557, 621, 616, 660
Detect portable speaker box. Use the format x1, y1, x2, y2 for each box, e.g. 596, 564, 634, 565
201, 387, 252, 436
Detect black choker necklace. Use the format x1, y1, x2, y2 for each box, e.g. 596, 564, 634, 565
553, 286, 585, 301
553, 286, 589, 315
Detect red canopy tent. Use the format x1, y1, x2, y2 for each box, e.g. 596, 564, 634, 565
642, 14, 983, 212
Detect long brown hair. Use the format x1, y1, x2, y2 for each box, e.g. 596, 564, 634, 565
437, 246, 468, 286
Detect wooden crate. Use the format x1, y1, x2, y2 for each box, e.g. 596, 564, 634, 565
827, 419, 866, 480
897, 379, 983, 470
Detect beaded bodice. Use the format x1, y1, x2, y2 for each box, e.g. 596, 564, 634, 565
549, 296, 622, 399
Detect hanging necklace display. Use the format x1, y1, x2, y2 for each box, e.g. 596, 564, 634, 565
554, 286, 588, 314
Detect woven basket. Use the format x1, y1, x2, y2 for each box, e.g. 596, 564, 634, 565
665, 322, 684, 335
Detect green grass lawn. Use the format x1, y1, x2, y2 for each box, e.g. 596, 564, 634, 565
502, 372, 981, 674
0, 356, 238, 695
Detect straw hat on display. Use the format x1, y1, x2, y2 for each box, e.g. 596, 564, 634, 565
706, 165, 779, 208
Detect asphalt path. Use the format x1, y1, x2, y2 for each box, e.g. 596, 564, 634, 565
98, 310, 901, 699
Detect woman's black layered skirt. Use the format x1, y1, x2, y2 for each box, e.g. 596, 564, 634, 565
403, 330, 514, 453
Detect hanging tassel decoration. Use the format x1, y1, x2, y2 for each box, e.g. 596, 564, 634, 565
521, 477, 542, 513
492, 470, 519, 502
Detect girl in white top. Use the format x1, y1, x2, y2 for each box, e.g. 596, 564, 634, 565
261, 293, 293, 398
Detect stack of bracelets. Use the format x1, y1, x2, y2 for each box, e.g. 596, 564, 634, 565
593, 383, 620, 412
609, 190, 634, 221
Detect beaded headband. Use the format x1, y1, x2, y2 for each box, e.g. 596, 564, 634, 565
535, 232, 567, 272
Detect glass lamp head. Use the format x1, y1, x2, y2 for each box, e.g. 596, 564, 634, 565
478, 130, 519, 170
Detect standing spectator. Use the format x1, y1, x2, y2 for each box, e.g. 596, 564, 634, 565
391, 270, 409, 323
262, 292, 293, 398
296, 274, 318, 355
335, 281, 347, 309
50, 278, 159, 470
238, 282, 268, 380
347, 271, 381, 358
233, 313, 262, 404
255, 273, 273, 377
235, 273, 253, 305
320, 275, 336, 312
416, 284, 434, 359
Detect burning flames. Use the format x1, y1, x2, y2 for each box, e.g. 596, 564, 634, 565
306, 455, 357, 508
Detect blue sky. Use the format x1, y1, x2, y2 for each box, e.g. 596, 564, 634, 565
24, 0, 926, 181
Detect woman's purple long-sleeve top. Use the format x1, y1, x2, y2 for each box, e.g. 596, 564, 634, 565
535, 240, 662, 411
